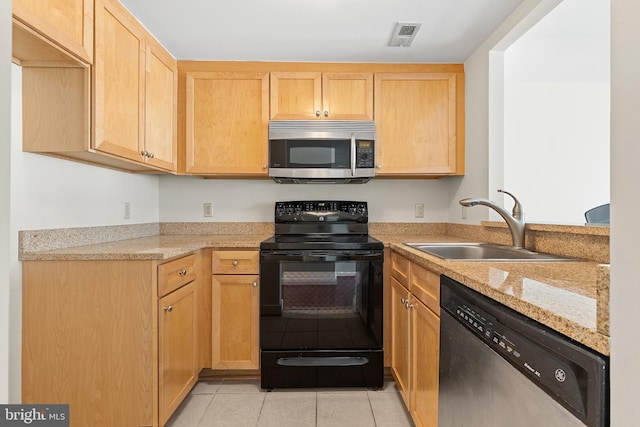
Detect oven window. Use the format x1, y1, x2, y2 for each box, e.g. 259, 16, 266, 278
281, 262, 363, 315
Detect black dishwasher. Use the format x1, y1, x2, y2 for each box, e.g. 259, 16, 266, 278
438, 275, 609, 427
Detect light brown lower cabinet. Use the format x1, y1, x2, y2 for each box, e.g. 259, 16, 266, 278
22, 252, 202, 427
158, 280, 197, 426
211, 250, 260, 370
389, 251, 441, 427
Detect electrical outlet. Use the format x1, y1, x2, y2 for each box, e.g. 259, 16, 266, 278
203, 203, 213, 217
462, 206, 467, 219
124, 202, 131, 219
415, 203, 424, 218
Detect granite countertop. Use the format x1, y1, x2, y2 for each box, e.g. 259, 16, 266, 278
19, 229, 609, 355
18, 234, 271, 261
374, 234, 609, 356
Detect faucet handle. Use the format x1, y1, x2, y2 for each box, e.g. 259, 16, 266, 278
498, 189, 524, 220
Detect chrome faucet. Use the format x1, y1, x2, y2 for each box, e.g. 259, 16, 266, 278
459, 189, 525, 248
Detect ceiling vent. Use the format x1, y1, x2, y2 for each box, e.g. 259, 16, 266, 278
388, 22, 422, 47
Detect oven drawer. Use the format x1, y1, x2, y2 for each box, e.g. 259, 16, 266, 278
212, 250, 259, 274
158, 254, 197, 297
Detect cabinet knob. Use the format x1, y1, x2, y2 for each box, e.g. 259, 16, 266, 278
179, 269, 187, 276
141, 150, 148, 157
164, 305, 173, 312
232, 260, 238, 266
405, 301, 414, 310
323, 110, 329, 117
148, 152, 155, 159
376, 164, 382, 169
315, 110, 321, 117
262, 164, 267, 170
252, 282, 258, 288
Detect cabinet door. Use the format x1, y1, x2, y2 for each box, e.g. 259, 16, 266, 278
93, 0, 145, 163
374, 73, 461, 176
322, 73, 373, 120
185, 72, 269, 175
212, 274, 260, 369
391, 276, 411, 407
144, 38, 177, 171
411, 300, 440, 427
13, 0, 94, 63
270, 72, 322, 120
159, 281, 198, 427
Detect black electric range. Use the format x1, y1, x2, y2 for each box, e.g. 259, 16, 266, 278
259, 201, 384, 390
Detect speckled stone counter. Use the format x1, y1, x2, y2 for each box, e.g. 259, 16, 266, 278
19, 234, 270, 261
19, 222, 610, 355
374, 233, 610, 356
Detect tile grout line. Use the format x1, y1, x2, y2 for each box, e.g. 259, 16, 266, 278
195, 382, 219, 427
367, 392, 379, 427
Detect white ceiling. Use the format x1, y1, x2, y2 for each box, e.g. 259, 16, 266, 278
119, 0, 526, 63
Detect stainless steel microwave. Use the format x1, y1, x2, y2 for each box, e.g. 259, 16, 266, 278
268, 120, 376, 184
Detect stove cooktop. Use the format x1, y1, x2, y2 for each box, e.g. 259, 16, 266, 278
262, 200, 382, 251
259, 234, 383, 251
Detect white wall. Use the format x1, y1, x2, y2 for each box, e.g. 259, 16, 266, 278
0, 0, 11, 404
610, 0, 640, 423
452, 0, 563, 224
159, 175, 451, 223
503, 0, 610, 224
7, 65, 162, 401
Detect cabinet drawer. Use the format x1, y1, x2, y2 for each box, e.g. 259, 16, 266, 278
158, 254, 197, 297
390, 251, 411, 288
410, 262, 440, 315
212, 251, 259, 274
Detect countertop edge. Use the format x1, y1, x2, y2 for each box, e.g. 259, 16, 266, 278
386, 240, 609, 356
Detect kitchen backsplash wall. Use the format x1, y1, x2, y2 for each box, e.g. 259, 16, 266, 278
158, 175, 453, 223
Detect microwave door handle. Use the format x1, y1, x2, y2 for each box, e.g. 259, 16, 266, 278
350, 134, 356, 176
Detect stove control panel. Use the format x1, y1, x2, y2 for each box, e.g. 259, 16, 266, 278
275, 201, 368, 222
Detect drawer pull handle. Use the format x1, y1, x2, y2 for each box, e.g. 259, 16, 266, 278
179, 269, 187, 276
252, 282, 258, 288
164, 305, 173, 312
232, 260, 238, 266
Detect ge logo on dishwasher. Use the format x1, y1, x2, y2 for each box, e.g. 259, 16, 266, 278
555, 368, 567, 383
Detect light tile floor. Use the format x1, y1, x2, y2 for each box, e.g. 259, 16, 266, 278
166, 378, 414, 427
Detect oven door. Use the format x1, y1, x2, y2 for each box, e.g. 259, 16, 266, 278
260, 250, 383, 351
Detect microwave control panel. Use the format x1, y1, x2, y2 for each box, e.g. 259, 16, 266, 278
356, 140, 375, 168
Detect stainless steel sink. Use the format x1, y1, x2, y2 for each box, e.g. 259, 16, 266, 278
404, 242, 578, 262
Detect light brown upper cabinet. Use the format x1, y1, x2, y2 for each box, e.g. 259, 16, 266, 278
13, 0, 94, 63
182, 71, 269, 175
93, 0, 177, 172
144, 37, 178, 172
270, 72, 373, 120
374, 73, 465, 177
